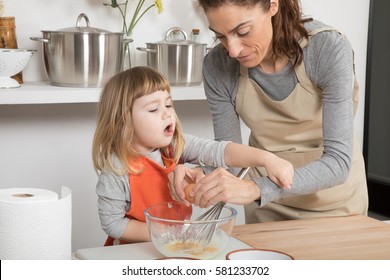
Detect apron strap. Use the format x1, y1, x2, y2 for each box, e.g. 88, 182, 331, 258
299, 27, 338, 48
295, 27, 338, 96
298, 27, 359, 114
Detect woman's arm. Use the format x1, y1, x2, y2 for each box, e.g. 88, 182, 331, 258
203, 45, 243, 144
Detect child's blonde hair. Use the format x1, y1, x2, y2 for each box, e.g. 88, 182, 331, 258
92, 66, 185, 175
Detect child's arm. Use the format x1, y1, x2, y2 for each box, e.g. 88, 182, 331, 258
97, 171, 151, 243
224, 142, 293, 189
173, 135, 293, 206
119, 219, 150, 243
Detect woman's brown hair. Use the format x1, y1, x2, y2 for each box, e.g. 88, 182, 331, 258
198, 0, 312, 66
92, 66, 185, 175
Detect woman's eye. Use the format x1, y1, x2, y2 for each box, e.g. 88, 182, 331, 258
237, 29, 250, 37
237, 31, 249, 37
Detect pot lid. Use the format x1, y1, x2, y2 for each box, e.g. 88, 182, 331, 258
154, 27, 205, 45
44, 13, 123, 34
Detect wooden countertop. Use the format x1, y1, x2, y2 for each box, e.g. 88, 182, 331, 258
232, 215, 390, 260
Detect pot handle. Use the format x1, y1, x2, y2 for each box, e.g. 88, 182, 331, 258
164, 27, 187, 42
76, 13, 90, 28
136, 47, 157, 53
30, 37, 50, 43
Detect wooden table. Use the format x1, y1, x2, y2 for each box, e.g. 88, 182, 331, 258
232, 215, 390, 260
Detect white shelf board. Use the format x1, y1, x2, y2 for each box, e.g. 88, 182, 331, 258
0, 81, 206, 105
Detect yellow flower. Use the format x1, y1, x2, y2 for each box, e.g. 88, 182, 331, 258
104, 0, 163, 35
154, 0, 163, 14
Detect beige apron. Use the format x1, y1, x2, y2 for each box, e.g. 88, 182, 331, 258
236, 28, 368, 223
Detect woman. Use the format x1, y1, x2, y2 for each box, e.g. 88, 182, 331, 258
171, 0, 368, 223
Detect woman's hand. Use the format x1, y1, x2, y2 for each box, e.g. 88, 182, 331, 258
189, 167, 260, 208
168, 165, 205, 207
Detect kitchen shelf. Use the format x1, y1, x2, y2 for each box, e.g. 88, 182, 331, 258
0, 81, 206, 105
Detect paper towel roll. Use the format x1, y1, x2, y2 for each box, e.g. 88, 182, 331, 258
0, 186, 72, 260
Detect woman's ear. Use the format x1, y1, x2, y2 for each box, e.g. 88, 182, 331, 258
270, 0, 279, 16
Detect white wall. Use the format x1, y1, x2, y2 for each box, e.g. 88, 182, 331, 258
0, 0, 369, 252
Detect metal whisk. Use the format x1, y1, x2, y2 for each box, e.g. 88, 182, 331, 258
180, 167, 250, 247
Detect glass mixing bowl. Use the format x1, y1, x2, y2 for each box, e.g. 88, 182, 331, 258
144, 201, 237, 259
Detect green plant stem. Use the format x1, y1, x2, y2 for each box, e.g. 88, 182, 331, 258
123, 1, 129, 33
105, 0, 158, 36
128, 0, 144, 35
118, 7, 127, 32
128, 4, 155, 35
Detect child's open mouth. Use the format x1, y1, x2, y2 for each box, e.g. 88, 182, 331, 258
164, 124, 174, 135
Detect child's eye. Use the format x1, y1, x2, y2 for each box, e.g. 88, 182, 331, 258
148, 108, 158, 113
166, 104, 173, 108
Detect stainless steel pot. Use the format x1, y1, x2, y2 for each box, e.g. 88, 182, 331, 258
31, 13, 132, 87
137, 27, 207, 86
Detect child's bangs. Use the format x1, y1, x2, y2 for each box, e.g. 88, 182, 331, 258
136, 72, 171, 98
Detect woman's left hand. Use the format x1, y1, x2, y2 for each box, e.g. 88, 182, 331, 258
189, 167, 260, 208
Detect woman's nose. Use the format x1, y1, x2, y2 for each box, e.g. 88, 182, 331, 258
226, 37, 243, 58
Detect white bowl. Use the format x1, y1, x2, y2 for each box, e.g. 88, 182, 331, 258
145, 201, 237, 260
226, 248, 294, 260
0, 48, 36, 88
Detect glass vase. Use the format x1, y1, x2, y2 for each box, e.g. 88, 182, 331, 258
123, 33, 135, 70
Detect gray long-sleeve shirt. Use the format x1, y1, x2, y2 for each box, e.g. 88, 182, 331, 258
96, 133, 229, 239
202, 20, 357, 207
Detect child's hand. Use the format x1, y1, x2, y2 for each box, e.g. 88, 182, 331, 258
264, 156, 294, 189
168, 165, 204, 206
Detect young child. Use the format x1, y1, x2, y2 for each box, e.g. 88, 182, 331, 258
92, 66, 294, 245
